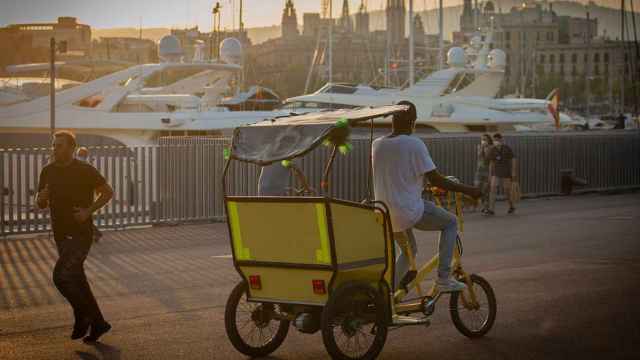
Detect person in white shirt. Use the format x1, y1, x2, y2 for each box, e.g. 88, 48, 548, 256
373, 102, 482, 292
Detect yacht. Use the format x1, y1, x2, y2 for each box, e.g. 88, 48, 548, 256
282, 33, 576, 133
0, 36, 285, 147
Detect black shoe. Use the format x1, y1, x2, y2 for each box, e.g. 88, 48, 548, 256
71, 318, 91, 340
508, 207, 516, 214
83, 321, 111, 343
483, 209, 495, 216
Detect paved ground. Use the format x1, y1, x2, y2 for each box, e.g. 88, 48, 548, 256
1, 193, 639, 360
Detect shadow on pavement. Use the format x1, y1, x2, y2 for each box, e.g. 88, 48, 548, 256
75, 342, 121, 360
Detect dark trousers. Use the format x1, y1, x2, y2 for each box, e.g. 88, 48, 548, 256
52, 229, 105, 324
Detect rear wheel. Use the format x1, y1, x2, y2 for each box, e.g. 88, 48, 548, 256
321, 281, 388, 360
449, 274, 497, 338
224, 281, 290, 357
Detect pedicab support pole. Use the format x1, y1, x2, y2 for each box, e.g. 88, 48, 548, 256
320, 118, 352, 192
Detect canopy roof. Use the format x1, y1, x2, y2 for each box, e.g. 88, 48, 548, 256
230, 105, 407, 165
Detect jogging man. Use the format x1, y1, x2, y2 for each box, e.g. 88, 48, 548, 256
372, 103, 482, 292
37, 131, 113, 342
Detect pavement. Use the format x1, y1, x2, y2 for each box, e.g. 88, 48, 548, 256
1, 193, 639, 360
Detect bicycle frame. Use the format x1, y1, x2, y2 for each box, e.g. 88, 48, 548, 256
390, 192, 480, 317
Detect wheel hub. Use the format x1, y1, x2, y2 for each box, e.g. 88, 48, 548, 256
251, 305, 274, 328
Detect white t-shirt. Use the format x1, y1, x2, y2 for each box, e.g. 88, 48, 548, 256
372, 135, 436, 231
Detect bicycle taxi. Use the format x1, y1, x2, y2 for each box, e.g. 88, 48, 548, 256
222, 105, 497, 360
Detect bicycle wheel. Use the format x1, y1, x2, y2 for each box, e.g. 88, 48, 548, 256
449, 274, 497, 338
321, 281, 388, 360
224, 281, 290, 357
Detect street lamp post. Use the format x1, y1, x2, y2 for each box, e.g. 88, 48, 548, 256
50, 37, 56, 138
49, 38, 66, 139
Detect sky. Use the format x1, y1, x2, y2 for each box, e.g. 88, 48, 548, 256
0, 0, 624, 30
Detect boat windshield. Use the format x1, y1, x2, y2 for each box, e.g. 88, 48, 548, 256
315, 83, 359, 94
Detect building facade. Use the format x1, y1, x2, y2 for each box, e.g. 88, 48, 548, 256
91, 37, 158, 64
0, 17, 92, 75
245, 0, 433, 98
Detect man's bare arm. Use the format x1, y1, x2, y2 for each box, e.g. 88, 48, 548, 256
425, 170, 482, 199
36, 185, 49, 209
88, 183, 113, 214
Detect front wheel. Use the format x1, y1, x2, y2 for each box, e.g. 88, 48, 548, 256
224, 281, 290, 357
449, 274, 497, 338
321, 281, 388, 360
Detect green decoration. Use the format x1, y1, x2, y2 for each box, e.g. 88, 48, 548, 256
335, 117, 349, 128
338, 142, 353, 155
223, 148, 230, 160
281, 159, 292, 168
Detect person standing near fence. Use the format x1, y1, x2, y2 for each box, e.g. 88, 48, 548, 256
474, 134, 493, 213
487, 133, 517, 215
76, 147, 103, 243
37, 131, 114, 342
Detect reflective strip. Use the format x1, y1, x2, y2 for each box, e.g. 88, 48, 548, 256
227, 202, 251, 260
315, 204, 331, 264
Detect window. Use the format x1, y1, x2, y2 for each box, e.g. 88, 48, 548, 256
550, 54, 555, 63
594, 64, 600, 76
559, 54, 565, 63
540, 54, 546, 63
584, 53, 588, 62
604, 53, 609, 63
572, 53, 577, 63
505, 31, 511, 41
572, 65, 577, 76
594, 53, 600, 63
537, 32, 541, 41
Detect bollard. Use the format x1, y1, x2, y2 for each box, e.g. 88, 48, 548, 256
560, 169, 588, 195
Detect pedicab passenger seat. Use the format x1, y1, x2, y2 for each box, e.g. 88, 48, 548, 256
226, 197, 393, 305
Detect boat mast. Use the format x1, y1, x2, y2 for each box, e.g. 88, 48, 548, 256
621, 0, 625, 114
438, 0, 444, 70
409, 0, 415, 86
629, 0, 639, 115
586, 10, 591, 118
329, 0, 333, 83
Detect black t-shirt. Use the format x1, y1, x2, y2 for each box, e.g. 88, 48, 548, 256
38, 159, 106, 232
488, 144, 515, 179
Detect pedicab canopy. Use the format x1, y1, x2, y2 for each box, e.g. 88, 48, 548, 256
229, 105, 408, 165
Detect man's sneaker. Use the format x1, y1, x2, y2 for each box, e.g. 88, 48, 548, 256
435, 277, 467, 293
70, 318, 91, 340
483, 209, 495, 216
83, 321, 111, 343
508, 207, 516, 214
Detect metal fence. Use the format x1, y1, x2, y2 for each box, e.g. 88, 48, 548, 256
2, 131, 639, 236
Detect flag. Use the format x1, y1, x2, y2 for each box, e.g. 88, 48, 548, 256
547, 88, 560, 129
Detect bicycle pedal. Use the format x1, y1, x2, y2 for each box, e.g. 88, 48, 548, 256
399, 270, 417, 292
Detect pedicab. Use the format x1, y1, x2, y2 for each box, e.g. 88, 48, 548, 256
222, 105, 497, 360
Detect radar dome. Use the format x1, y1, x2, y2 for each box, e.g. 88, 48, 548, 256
159, 35, 184, 62
447, 47, 466, 68
219, 38, 243, 64
488, 49, 506, 70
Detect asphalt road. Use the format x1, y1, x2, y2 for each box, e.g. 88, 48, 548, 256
1, 193, 639, 360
